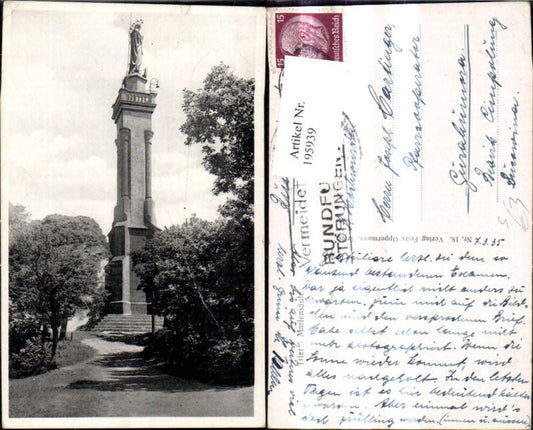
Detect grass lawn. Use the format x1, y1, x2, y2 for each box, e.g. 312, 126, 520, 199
54, 332, 97, 368
9, 332, 97, 379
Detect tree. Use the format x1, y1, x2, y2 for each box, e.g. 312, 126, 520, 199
180, 63, 255, 222
132, 65, 256, 383
9, 214, 108, 358
179, 63, 255, 361
133, 215, 253, 383
134, 216, 226, 335
9, 202, 32, 243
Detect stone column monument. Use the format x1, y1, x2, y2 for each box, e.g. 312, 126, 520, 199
105, 19, 159, 315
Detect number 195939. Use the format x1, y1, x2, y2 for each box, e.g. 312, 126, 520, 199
303, 128, 316, 165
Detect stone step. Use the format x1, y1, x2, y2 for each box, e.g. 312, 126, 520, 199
97, 320, 157, 322
96, 317, 161, 320
92, 314, 164, 333
96, 319, 157, 324
99, 314, 161, 321
95, 325, 162, 329
93, 326, 163, 333
95, 327, 161, 331
96, 324, 157, 328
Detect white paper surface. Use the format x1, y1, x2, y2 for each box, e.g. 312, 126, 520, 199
268, 3, 531, 428
274, 56, 344, 180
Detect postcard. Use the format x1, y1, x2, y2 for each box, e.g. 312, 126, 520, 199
2, 1, 531, 429
2, 1, 264, 428
267, 2, 531, 428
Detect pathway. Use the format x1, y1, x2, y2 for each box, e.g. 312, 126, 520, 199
9, 333, 253, 417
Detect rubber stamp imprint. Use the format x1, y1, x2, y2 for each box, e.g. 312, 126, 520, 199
275, 13, 343, 68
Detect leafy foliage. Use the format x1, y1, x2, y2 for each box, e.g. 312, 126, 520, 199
82, 284, 109, 330
134, 64, 255, 384
9, 303, 42, 354
134, 216, 253, 384
180, 63, 255, 222
9, 211, 108, 370
9, 203, 32, 244
9, 336, 53, 378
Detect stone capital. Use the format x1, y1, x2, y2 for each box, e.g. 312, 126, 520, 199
118, 128, 131, 143
144, 130, 154, 143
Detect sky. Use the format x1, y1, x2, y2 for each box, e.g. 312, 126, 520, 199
2, 3, 261, 233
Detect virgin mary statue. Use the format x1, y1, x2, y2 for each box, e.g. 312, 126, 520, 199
128, 20, 143, 74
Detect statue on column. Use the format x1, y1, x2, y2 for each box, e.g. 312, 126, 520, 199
128, 19, 144, 74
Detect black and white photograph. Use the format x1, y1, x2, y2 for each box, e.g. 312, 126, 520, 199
1, 2, 265, 427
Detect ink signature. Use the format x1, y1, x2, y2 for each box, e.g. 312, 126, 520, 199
498, 197, 530, 231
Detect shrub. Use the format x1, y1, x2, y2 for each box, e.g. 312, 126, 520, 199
9, 337, 53, 378
145, 328, 175, 359
204, 336, 253, 384
9, 306, 54, 378
146, 328, 253, 385
9, 309, 42, 354
134, 215, 254, 386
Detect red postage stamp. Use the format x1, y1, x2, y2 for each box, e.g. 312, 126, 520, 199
275, 13, 343, 68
